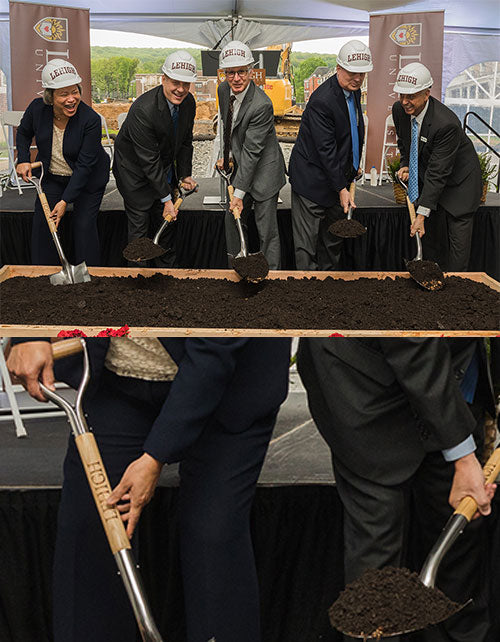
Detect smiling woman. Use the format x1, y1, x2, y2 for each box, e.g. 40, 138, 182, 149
15, 58, 111, 267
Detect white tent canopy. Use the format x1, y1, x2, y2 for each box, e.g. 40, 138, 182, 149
1, 1, 499, 103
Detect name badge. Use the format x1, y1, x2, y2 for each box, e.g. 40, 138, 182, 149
420, 136, 427, 143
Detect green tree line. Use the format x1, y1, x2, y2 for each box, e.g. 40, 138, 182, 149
90, 47, 337, 101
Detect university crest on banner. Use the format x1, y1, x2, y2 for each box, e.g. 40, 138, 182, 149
389, 23, 422, 47
33, 17, 69, 42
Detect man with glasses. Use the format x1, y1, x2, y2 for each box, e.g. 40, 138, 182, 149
392, 63, 482, 271
216, 40, 286, 269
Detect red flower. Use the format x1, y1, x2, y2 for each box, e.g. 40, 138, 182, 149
57, 329, 87, 337
95, 325, 130, 337
329, 332, 345, 337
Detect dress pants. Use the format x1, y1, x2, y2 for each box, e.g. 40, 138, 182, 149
31, 173, 103, 266
333, 451, 490, 642
224, 192, 281, 269
420, 206, 475, 272
53, 367, 275, 642
291, 190, 343, 271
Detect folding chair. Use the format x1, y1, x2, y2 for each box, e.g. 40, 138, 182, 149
0, 339, 27, 437
378, 114, 398, 185
117, 111, 128, 129
0, 110, 27, 195
99, 113, 114, 162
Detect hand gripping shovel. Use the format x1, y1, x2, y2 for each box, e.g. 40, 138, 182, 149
396, 174, 445, 291
123, 181, 199, 263
328, 177, 366, 239
27, 162, 91, 285
331, 447, 500, 639
215, 163, 269, 283
40, 339, 163, 642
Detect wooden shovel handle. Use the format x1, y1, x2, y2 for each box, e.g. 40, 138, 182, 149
30, 161, 42, 169
164, 197, 183, 224
454, 448, 500, 522
227, 184, 241, 219
75, 432, 131, 553
349, 181, 356, 200
51, 339, 131, 553
406, 196, 417, 225
52, 338, 84, 360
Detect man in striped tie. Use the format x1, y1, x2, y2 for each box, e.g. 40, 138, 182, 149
392, 63, 482, 271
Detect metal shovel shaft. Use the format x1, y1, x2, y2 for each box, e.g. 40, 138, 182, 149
39, 340, 163, 641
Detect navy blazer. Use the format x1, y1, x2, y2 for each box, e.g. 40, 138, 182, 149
298, 337, 495, 485
16, 98, 110, 203
113, 85, 195, 201
392, 97, 482, 216
288, 74, 364, 208
49, 338, 291, 464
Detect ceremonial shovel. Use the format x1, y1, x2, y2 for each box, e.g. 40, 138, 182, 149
328, 176, 366, 238
40, 339, 163, 642
215, 163, 269, 283
123, 181, 198, 263
27, 162, 91, 285
336, 447, 500, 639
396, 174, 445, 291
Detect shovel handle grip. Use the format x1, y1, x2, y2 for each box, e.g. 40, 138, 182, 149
406, 197, 417, 225
52, 338, 84, 360
349, 181, 356, 200
454, 448, 500, 521
30, 161, 42, 169
75, 432, 131, 554
227, 185, 241, 219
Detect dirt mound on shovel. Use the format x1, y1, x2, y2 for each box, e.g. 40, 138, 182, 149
329, 567, 460, 638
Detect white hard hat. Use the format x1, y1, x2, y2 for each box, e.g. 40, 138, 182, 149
337, 40, 373, 73
393, 62, 433, 94
219, 40, 254, 69
41, 59, 82, 89
162, 50, 197, 83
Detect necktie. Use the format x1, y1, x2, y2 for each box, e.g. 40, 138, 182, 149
408, 117, 419, 203
347, 93, 359, 172
172, 105, 179, 135
223, 95, 236, 172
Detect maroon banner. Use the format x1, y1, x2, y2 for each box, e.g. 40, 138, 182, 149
9, 1, 91, 111
366, 11, 444, 178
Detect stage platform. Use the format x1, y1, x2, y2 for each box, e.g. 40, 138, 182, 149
1, 371, 499, 642
2, 179, 499, 278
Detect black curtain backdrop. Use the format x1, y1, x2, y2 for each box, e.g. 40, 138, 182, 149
1, 207, 498, 279
1, 487, 499, 642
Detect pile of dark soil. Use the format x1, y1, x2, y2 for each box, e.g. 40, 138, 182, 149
329, 567, 460, 639
123, 238, 166, 262
328, 218, 367, 238
1, 273, 498, 330
231, 253, 269, 282
406, 259, 444, 291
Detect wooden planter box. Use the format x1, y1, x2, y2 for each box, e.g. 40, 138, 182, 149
1, 265, 499, 337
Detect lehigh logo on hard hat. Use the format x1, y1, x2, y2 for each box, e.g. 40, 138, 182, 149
389, 23, 422, 47
33, 17, 68, 43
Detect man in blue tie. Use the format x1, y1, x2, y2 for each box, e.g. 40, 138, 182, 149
113, 51, 198, 267
289, 40, 373, 270
392, 63, 482, 271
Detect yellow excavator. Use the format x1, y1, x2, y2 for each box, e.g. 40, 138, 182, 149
263, 43, 302, 141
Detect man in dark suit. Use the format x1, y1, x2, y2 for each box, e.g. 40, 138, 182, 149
216, 40, 286, 269
113, 50, 197, 267
8, 337, 291, 642
297, 338, 497, 641
392, 63, 482, 271
288, 40, 372, 270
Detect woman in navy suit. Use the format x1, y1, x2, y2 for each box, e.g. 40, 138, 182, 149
16, 59, 110, 266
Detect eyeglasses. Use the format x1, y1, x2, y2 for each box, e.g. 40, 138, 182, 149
225, 69, 249, 79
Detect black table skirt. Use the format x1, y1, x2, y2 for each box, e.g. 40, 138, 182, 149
1, 206, 498, 279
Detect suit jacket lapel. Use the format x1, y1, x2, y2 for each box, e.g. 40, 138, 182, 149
419, 97, 433, 154
233, 81, 255, 130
